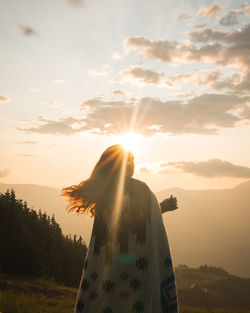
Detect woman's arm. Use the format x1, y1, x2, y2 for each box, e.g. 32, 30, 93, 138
160, 195, 178, 214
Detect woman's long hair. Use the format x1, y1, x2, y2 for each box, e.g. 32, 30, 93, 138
61, 144, 134, 217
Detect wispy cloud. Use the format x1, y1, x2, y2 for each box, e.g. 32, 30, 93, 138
197, 4, 223, 18
138, 159, 250, 178
88, 69, 108, 76
178, 13, 192, 21
18, 116, 86, 136
219, 9, 243, 26
41, 101, 61, 108
19, 25, 39, 37
245, 5, 250, 16
112, 51, 123, 60
16, 140, 37, 145
112, 89, 126, 96
165, 69, 221, 88
193, 23, 207, 28
161, 159, 250, 178
0, 94, 10, 102
65, 0, 84, 6
122, 66, 164, 85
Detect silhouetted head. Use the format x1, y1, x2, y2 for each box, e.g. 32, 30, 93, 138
61, 144, 134, 216
91, 144, 134, 180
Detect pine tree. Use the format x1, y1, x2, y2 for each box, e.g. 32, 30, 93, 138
0, 189, 87, 286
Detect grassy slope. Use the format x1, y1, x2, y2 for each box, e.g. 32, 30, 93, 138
1, 274, 250, 313
0, 274, 76, 313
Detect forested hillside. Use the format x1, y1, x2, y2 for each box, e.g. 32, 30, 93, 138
0, 189, 87, 287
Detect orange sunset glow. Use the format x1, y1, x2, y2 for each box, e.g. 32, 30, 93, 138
1, 0, 250, 294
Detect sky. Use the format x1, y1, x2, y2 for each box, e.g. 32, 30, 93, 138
1, 0, 250, 192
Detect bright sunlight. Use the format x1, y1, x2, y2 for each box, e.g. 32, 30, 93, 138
117, 133, 143, 155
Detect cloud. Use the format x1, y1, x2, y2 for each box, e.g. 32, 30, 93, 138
124, 36, 151, 50
188, 23, 250, 67
125, 23, 250, 68
83, 93, 248, 136
65, 0, 84, 6
245, 5, 250, 16
193, 23, 207, 28
241, 104, 250, 119
112, 89, 126, 96
159, 159, 250, 178
139, 159, 250, 178
166, 70, 221, 87
136, 161, 166, 174
166, 69, 250, 94
18, 116, 87, 136
112, 51, 123, 59
125, 36, 196, 64
188, 23, 250, 45
178, 13, 192, 20
19, 93, 249, 137
88, 69, 108, 76
123, 66, 164, 85
0, 169, 10, 178
212, 71, 250, 94
197, 4, 223, 18
125, 35, 225, 65
16, 141, 37, 144
19, 25, 39, 37
219, 9, 243, 26
0, 94, 10, 102
41, 101, 61, 108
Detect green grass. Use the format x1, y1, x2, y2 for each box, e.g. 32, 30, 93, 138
0, 291, 75, 313
1, 275, 250, 313
179, 307, 250, 313
0, 275, 76, 313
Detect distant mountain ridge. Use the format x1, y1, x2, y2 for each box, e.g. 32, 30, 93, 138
1, 181, 250, 277
157, 180, 250, 278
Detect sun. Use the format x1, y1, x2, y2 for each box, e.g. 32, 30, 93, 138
117, 133, 143, 154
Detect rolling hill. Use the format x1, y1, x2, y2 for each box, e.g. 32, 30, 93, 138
157, 180, 250, 278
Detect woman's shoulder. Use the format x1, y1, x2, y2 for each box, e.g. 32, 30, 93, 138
129, 177, 150, 188
129, 178, 152, 197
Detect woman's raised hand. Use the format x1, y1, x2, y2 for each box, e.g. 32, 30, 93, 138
160, 195, 178, 214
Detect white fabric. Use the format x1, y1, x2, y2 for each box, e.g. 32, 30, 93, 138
74, 184, 178, 313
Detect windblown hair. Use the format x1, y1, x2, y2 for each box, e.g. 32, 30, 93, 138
61, 144, 135, 217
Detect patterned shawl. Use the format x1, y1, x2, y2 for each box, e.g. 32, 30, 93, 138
75, 179, 178, 313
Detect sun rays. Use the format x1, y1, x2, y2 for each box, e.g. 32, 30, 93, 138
112, 148, 129, 230
110, 132, 144, 157
119, 133, 143, 153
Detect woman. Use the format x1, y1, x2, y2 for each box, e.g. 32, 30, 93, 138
62, 144, 178, 313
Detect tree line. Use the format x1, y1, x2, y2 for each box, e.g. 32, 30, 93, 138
0, 189, 87, 287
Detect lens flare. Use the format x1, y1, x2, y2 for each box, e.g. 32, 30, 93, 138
118, 133, 143, 154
